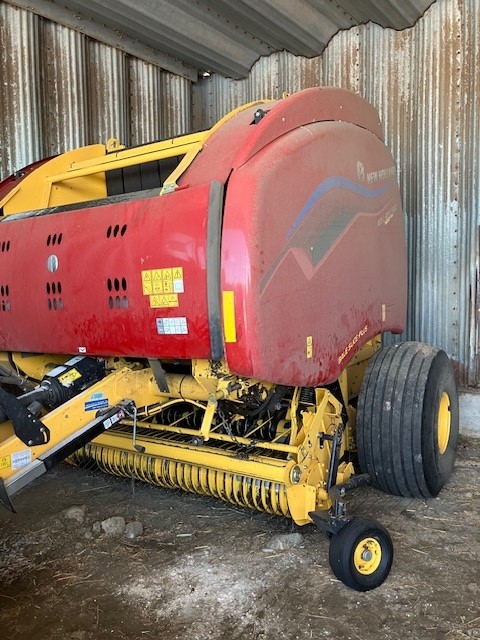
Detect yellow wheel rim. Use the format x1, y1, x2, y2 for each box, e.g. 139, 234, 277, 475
437, 391, 451, 455
353, 537, 382, 575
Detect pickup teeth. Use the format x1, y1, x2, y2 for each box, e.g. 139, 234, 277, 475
70, 443, 290, 517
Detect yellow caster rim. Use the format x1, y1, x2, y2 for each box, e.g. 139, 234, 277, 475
437, 391, 451, 455
353, 537, 382, 575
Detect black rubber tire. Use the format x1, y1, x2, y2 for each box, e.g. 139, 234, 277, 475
328, 518, 393, 591
356, 341, 459, 498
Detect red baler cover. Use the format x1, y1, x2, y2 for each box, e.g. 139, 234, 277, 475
0, 88, 407, 386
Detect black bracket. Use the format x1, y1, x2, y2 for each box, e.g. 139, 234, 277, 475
0, 387, 50, 446
309, 474, 371, 538
319, 423, 345, 492
329, 473, 371, 503
252, 108, 268, 124
42, 399, 134, 471
309, 510, 353, 537
148, 359, 170, 393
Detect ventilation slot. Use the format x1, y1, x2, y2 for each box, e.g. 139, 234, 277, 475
107, 277, 128, 309
47, 233, 63, 247
106, 224, 128, 239
0, 284, 11, 311
46, 281, 63, 310
1, 240, 11, 253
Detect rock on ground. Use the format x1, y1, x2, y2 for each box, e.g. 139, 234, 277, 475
63, 505, 86, 523
100, 516, 126, 536
262, 532, 304, 552
125, 521, 143, 539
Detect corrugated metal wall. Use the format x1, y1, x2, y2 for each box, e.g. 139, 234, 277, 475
192, 0, 480, 389
0, 3, 192, 181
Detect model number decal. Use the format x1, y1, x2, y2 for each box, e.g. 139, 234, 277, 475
11, 450, 32, 469
85, 392, 109, 412
378, 204, 398, 227
338, 325, 369, 364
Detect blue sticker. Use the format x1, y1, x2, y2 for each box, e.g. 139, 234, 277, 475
90, 392, 105, 401
85, 398, 109, 411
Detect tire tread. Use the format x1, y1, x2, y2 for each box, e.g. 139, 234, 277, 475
356, 341, 457, 499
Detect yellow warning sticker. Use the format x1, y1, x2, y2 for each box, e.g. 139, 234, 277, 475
0, 455, 10, 470
306, 336, 313, 359
141, 267, 185, 308
58, 369, 82, 384
152, 269, 162, 281
150, 294, 179, 308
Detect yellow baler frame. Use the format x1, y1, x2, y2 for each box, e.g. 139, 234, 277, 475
0, 99, 271, 215
0, 341, 376, 524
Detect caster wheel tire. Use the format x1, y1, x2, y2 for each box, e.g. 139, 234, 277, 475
328, 518, 393, 591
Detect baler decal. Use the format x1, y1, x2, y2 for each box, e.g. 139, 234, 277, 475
141, 267, 184, 308
286, 176, 394, 240
259, 177, 396, 294
156, 317, 188, 335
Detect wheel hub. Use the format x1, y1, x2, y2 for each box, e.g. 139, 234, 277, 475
437, 391, 451, 455
353, 537, 382, 575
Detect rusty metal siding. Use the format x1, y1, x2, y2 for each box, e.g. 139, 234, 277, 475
41, 20, 89, 154
86, 40, 129, 145
0, 3, 191, 181
159, 72, 192, 139
192, 0, 479, 387
6, 0, 435, 78
191, 52, 323, 129
129, 59, 163, 145
459, 0, 480, 386
0, 4, 43, 179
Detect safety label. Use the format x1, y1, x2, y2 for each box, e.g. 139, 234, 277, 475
156, 317, 188, 335
142, 267, 184, 307
0, 455, 10, 470
150, 294, 179, 308
11, 449, 32, 470
85, 398, 109, 411
58, 368, 82, 385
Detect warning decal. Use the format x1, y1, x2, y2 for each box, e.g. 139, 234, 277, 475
149, 294, 179, 308
156, 317, 188, 335
58, 368, 82, 385
141, 267, 184, 307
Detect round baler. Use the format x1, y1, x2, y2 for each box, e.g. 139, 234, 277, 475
0, 88, 458, 590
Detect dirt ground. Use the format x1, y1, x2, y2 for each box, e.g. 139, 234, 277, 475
0, 437, 479, 640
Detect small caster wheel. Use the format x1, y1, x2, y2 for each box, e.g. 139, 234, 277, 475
328, 517, 393, 591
